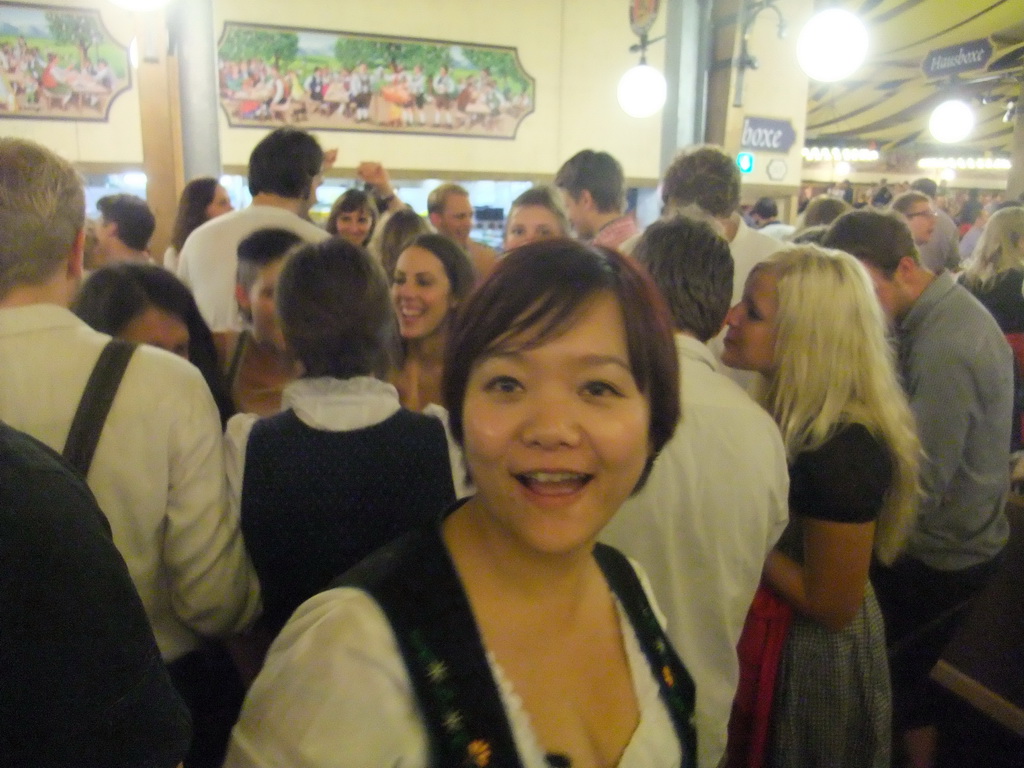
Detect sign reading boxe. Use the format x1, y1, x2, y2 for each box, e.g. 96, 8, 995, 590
740, 116, 795, 154
922, 38, 992, 79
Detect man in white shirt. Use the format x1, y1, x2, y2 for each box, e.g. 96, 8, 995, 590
602, 216, 789, 768
659, 145, 782, 389
0, 137, 260, 666
177, 127, 330, 331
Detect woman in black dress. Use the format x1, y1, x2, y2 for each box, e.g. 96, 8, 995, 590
722, 245, 921, 767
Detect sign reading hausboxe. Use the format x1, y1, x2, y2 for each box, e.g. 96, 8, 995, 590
922, 38, 993, 79
740, 116, 796, 154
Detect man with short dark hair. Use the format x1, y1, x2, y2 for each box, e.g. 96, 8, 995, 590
823, 208, 1012, 767
94, 193, 155, 265
749, 196, 794, 240
908, 177, 960, 272
216, 228, 304, 418
177, 127, 330, 331
554, 149, 637, 250
426, 182, 497, 282
601, 216, 789, 768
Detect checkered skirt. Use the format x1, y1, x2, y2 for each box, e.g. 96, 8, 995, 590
767, 584, 892, 768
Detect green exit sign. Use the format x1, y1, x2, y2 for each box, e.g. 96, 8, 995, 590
737, 152, 755, 174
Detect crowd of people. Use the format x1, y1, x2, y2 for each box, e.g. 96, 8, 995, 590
2, 126, 1023, 768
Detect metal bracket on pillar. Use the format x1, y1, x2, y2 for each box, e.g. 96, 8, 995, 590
733, 0, 786, 108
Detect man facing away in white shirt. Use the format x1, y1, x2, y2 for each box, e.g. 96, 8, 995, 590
0, 138, 260, 755
177, 127, 331, 332
602, 216, 789, 768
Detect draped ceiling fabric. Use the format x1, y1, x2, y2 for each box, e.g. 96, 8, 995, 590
805, 0, 1024, 155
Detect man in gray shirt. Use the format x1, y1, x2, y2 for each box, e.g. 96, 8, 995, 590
824, 209, 1011, 767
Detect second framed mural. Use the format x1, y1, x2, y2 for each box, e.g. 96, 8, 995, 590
217, 22, 535, 140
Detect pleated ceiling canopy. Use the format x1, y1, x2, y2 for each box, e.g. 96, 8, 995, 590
805, 0, 1024, 155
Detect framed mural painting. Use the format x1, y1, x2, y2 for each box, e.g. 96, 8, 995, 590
0, 2, 130, 120
217, 22, 535, 139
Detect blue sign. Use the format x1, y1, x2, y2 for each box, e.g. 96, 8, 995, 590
922, 38, 993, 79
737, 152, 755, 174
740, 116, 797, 154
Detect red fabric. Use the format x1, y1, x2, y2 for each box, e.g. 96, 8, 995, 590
725, 582, 794, 768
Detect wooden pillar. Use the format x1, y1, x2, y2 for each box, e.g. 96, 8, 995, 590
135, 9, 184, 259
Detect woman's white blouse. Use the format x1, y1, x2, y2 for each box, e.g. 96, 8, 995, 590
224, 571, 682, 768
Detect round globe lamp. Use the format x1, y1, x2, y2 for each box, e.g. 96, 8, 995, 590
617, 63, 667, 118
797, 9, 868, 82
929, 100, 975, 144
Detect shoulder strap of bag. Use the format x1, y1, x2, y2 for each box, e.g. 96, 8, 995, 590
594, 542, 699, 768
63, 339, 137, 478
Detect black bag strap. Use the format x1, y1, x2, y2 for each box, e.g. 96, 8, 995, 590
62, 339, 137, 478
594, 542, 698, 768
339, 526, 697, 768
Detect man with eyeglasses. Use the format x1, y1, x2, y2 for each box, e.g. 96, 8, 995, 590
895, 178, 960, 273
892, 191, 937, 245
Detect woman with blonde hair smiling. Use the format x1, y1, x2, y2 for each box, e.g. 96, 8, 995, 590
723, 245, 921, 767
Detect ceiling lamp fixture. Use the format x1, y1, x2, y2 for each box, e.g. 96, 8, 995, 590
618, 1, 667, 118
618, 62, 667, 118
929, 99, 975, 144
797, 9, 868, 83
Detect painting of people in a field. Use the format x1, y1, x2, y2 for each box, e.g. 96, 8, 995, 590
0, 2, 129, 120
217, 23, 535, 139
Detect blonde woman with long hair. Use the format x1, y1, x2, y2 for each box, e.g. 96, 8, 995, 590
959, 205, 1024, 333
723, 245, 920, 767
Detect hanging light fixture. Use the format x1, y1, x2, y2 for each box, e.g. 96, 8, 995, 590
618, 2, 667, 118
797, 9, 868, 83
618, 59, 667, 118
929, 99, 975, 143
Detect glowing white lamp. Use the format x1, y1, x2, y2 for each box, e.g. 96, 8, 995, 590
108, 0, 171, 10
835, 161, 852, 178
929, 99, 975, 144
129, 37, 138, 69
797, 9, 868, 82
617, 63, 667, 118
940, 168, 956, 182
